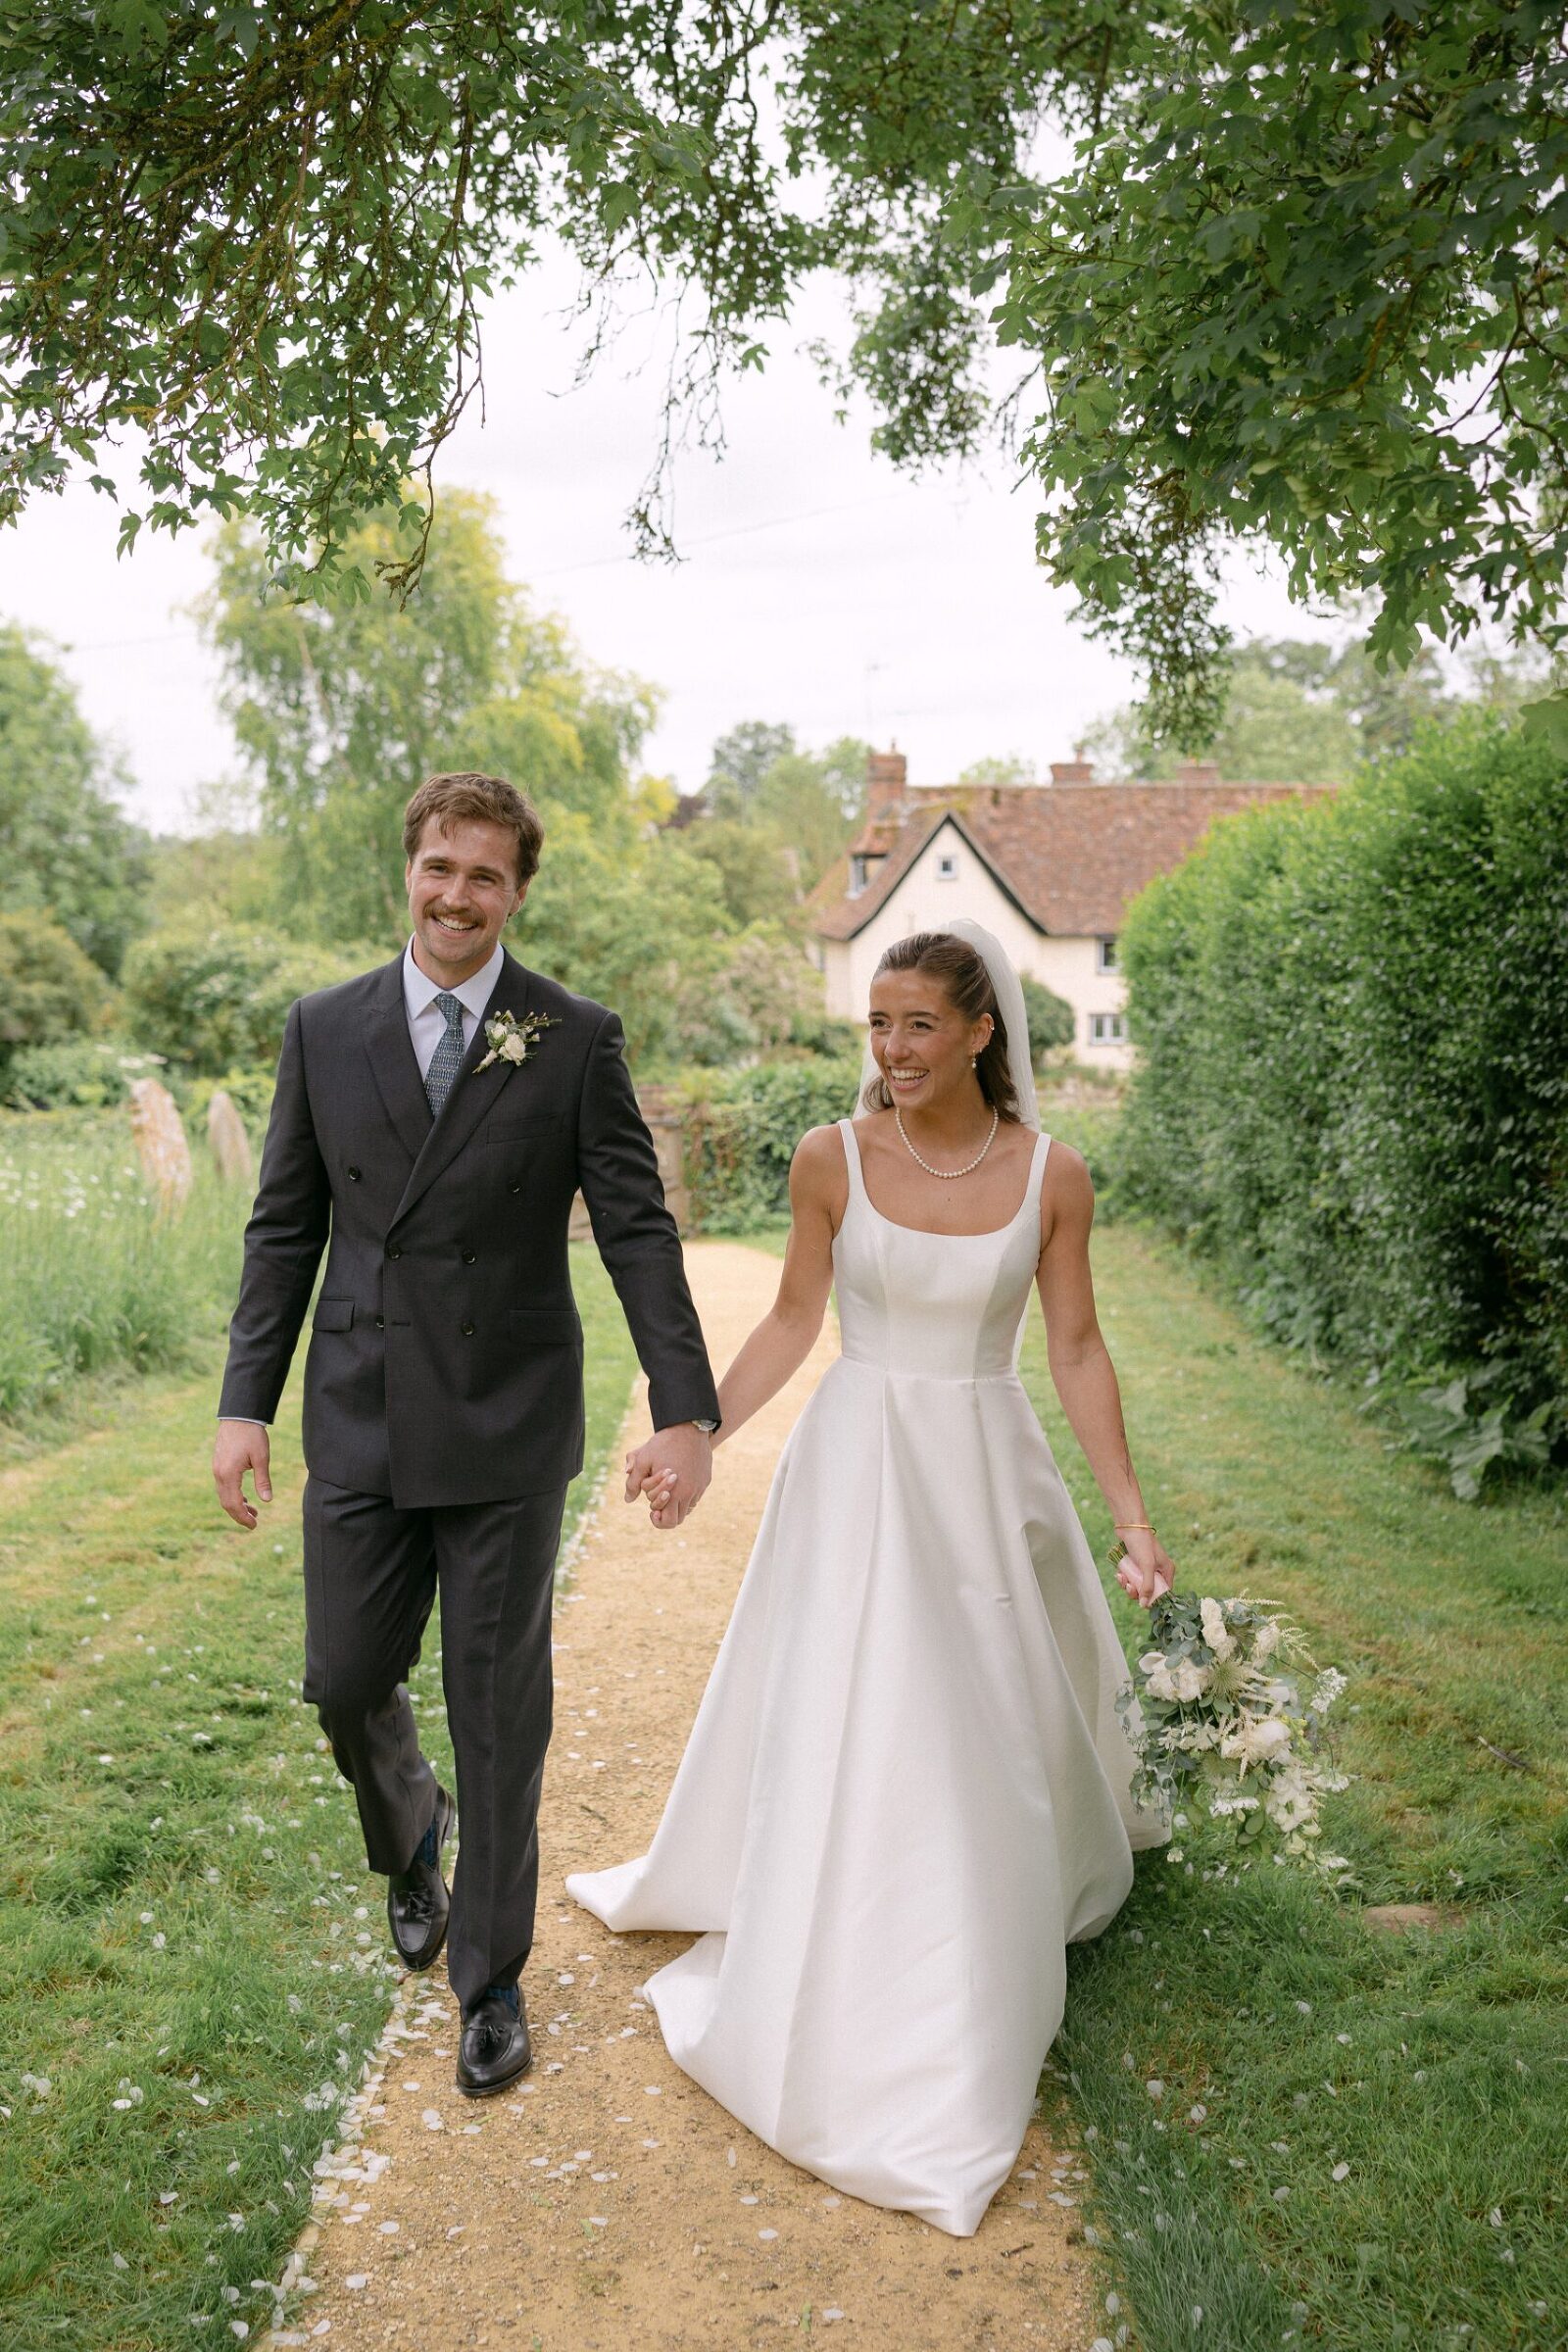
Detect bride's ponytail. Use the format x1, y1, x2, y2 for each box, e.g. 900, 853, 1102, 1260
861, 932, 1022, 1121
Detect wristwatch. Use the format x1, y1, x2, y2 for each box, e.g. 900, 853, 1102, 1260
691, 1417, 719, 1434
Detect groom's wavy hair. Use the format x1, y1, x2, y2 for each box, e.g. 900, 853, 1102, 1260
861, 932, 1021, 1122
404, 771, 544, 887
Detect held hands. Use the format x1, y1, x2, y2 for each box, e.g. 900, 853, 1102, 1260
623, 1423, 713, 1531
1113, 1525, 1176, 1609
214, 1420, 272, 1531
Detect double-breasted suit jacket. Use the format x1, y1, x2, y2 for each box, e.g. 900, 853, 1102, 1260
219, 945, 719, 1505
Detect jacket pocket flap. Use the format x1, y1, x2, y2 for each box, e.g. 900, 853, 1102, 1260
312, 1297, 355, 1332
508, 1306, 581, 1341
485, 1118, 565, 1143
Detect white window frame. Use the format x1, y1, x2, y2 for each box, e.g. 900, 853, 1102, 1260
1088, 1010, 1127, 1046
848, 854, 869, 898
1096, 934, 1119, 973
935, 852, 958, 881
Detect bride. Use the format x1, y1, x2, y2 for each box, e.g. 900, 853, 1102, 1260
566, 919, 1175, 2237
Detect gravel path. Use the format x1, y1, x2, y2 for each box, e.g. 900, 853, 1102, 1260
271, 1239, 1100, 2352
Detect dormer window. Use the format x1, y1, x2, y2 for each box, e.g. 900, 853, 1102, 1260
849, 854, 870, 897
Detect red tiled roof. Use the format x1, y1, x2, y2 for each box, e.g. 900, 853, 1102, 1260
808, 779, 1336, 942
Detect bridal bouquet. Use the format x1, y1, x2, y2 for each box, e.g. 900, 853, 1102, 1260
1114, 1592, 1353, 1876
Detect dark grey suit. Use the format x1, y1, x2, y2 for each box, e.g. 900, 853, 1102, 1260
220, 945, 718, 2002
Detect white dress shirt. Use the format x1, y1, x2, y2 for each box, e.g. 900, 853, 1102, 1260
402, 935, 504, 1079
220, 940, 505, 1429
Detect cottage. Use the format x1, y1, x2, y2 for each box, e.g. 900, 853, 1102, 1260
806, 751, 1333, 1069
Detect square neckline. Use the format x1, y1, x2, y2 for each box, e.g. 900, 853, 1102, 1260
838, 1117, 1048, 1241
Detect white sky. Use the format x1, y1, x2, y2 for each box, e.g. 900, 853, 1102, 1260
0, 250, 1334, 836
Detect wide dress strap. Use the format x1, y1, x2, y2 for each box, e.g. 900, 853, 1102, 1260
837, 1116, 869, 1208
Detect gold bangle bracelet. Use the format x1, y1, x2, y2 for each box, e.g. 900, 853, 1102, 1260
1113, 1521, 1154, 1533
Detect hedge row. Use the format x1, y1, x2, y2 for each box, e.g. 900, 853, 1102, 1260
683, 1056, 863, 1232
1117, 713, 1567, 1472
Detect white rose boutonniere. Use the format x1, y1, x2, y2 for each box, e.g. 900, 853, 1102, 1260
474, 1007, 558, 1075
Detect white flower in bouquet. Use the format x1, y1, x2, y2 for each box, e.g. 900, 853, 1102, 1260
1200, 1595, 1236, 1660
1142, 1654, 1211, 1704
1218, 1714, 1292, 1769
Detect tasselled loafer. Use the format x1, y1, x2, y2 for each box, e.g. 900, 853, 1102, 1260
456, 1991, 532, 2097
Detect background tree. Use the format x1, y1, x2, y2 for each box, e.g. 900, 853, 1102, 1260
698, 724, 870, 896
1079, 629, 1542, 784
707, 723, 798, 818
751, 740, 869, 883
200, 488, 657, 945
681, 821, 801, 930
958, 754, 1037, 787
0, 626, 150, 975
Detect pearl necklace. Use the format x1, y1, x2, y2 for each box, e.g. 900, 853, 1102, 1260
895, 1103, 1000, 1178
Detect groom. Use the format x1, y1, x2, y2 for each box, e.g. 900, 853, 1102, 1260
212, 771, 719, 2095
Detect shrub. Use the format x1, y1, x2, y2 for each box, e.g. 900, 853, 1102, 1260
122, 927, 367, 1076
0, 913, 111, 1066
683, 1057, 861, 1232
1020, 973, 1075, 1059
1118, 713, 1568, 1487
184, 1067, 278, 1132
2, 1038, 168, 1110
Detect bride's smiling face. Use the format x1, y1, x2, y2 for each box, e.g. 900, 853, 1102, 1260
867, 968, 994, 1111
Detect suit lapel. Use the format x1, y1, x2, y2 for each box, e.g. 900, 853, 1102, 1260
391, 948, 533, 1227
364, 954, 432, 1165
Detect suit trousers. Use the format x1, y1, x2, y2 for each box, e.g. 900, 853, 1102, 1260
301, 1474, 567, 2010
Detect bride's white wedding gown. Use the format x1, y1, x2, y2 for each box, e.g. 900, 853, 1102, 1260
565, 1117, 1169, 2237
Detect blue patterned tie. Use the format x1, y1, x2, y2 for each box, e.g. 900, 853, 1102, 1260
424, 992, 467, 1117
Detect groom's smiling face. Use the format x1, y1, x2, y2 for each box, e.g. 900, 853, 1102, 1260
406, 816, 530, 986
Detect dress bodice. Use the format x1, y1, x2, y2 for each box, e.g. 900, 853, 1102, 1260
831, 1117, 1050, 1382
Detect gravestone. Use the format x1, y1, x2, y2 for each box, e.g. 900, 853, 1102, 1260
207, 1089, 254, 1187
128, 1077, 193, 1209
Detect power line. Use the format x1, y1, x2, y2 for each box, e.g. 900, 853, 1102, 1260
49, 486, 918, 655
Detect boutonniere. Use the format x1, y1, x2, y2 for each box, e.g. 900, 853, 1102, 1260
474, 1007, 558, 1074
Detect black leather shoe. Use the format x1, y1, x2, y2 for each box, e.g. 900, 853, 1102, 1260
455, 1992, 532, 2098
385, 1784, 455, 1971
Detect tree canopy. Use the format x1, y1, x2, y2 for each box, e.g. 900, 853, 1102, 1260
0, 624, 151, 975
5, 1, 1564, 734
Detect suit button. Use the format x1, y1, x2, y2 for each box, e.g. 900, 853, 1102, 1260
461, 1250, 476, 1264
461, 1320, 475, 1337
386, 1244, 402, 1259
347, 1165, 362, 1182
509, 1181, 521, 1195
374, 1315, 385, 1331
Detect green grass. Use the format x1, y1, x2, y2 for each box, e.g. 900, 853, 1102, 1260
0, 1109, 249, 1421
0, 1244, 640, 2352
1020, 1223, 1566, 2352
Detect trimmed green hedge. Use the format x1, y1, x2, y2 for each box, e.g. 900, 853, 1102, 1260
683, 1056, 861, 1232
1118, 714, 1567, 1487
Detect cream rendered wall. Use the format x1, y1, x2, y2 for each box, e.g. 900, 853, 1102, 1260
819, 819, 1133, 1068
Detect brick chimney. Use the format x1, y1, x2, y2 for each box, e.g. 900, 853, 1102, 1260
865, 746, 907, 819
1049, 759, 1095, 784
1175, 759, 1221, 785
